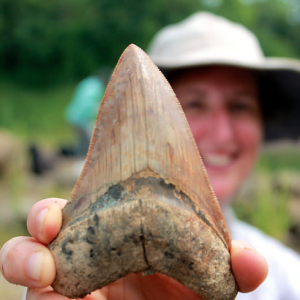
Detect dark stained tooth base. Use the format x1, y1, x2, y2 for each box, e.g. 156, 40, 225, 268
49, 170, 237, 300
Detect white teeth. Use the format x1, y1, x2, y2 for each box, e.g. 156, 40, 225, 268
202, 154, 231, 167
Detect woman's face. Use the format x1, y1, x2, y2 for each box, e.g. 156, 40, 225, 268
171, 66, 263, 203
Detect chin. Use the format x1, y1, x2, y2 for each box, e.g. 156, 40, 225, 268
211, 183, 237, 205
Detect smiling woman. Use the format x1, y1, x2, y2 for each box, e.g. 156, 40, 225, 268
170, 66, 263, 203
147, 11, 300, 300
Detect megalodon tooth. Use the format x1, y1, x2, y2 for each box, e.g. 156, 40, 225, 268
49, 44, 238, 300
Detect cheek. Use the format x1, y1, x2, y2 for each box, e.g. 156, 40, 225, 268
235, 121, 263, 170
236, 121, 262, 152
186, 118, 206, 143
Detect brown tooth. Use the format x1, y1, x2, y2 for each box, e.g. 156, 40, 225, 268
49, 44, 238, 300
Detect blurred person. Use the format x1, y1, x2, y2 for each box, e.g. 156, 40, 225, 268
147, 12, 300, 299
2, 11, 300, 300
65, 68, 111, 156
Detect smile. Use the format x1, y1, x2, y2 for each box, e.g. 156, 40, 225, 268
201, 154, 234, 168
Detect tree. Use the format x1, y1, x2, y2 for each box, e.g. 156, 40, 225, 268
0, 0, 299, 86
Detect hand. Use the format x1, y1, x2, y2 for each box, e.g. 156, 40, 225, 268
0, 198, 268, 300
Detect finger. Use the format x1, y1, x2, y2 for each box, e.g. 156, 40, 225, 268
104, 273, 202, 300
138, 272, 203, 300
26, 286, 106, 300
0, 237, 55, 288
26, 287, 71, 300
231, 240, 268, 293
27, 198, 67, 244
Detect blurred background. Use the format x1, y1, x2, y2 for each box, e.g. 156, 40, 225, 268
1, 0, 300, 298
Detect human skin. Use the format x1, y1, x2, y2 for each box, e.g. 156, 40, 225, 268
0, 66, 268, 300
170, 66, 263, 203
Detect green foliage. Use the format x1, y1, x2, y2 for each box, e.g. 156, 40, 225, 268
204, 0, 300, 57
233, 164, 293, 240
1, 0, 299, 86
0, 0, 203, 86
233, 145, 300, 240
0, 220, 28, 248
260, 146, 300, 172
0, 80, 75, 145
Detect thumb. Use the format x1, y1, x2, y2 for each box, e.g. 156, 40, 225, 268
231, 240, 268, 293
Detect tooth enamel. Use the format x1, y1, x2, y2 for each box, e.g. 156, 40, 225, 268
202, 155, 231, 166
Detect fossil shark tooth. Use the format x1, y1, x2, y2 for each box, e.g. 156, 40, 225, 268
49, 44, 238, 300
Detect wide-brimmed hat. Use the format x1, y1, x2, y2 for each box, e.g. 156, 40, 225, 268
148, 12, 300, 141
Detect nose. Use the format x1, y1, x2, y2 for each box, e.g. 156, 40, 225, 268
208, 109, 235, 143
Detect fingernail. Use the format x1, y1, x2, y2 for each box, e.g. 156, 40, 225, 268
232, 240, 256, 251
37, 208, 49, 229
26, 251, 45, 281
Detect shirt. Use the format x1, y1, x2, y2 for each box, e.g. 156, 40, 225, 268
223, 206, 300, 300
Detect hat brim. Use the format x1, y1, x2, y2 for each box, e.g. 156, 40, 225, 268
153, 56, 300, 142
152, 52, 300, 72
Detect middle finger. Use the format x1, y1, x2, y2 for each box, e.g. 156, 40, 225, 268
0, 236, 55, 288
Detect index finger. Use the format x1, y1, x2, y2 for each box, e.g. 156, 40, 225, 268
27, 198, 67, 245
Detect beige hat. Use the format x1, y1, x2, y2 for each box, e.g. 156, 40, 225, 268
148, 12, 300, 141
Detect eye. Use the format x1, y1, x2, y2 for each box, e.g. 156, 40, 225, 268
228, 96, 260, 116
181, 98, 207, 114
187, 100, 205, 109
230, 101, 251, 111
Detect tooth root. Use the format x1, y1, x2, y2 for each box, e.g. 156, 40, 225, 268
49, 44, 238, 300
